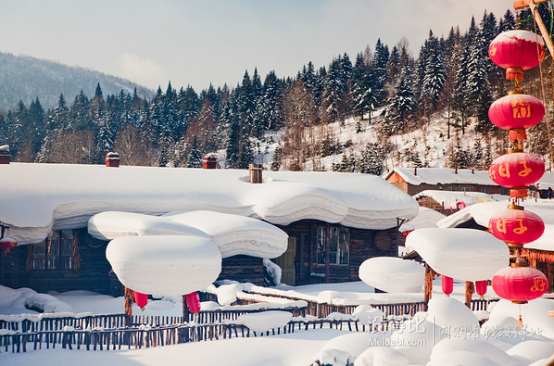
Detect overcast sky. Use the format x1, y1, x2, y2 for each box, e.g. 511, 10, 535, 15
1, 0, 512, 92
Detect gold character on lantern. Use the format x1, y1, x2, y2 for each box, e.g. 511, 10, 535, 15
513, 219, 528, 234
495, 219, 507, 234
512, 100, 531, 119
489, 44, 497, 57
530, 276, 547, 292
499, 164, 511, 178
518, 161, 532, 177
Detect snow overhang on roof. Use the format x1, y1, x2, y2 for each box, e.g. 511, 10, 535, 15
388, 168, 496, 186
0, 163, 419, 245
437, 201, 554, 252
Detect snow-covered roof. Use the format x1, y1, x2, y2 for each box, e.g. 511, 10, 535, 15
385, 168, 496, 186
89, 210, 288, 259
414, 190, 508, 210
437, 201, 554, 252
0, 163, 419, 245
405, 228, 509, 281
399, 207, 446, 232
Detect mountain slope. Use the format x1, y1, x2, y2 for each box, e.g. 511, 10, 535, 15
0, 51, 153, 111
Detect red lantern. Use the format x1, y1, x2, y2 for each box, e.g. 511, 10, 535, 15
134, 291, 148, 310
489, 152, 545, 197
488, 93, 545, 142
492, 265, 548, 304
488, 205, 545, 249
185, 292, 201, 314
489, 30, 545, 81
0, 237, 17, 250
475, 280, 487, 299
442, 275, 453, 297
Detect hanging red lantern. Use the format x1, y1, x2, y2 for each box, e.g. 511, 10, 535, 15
488, 205, 545, 249
475, 280, 487, 300
134, 291, 148, 311
492, 265, 548, 304
489, 152, 545, 197
489, 30, 545, 81
0, 237, 17, 250
442, 275, 453, 297
488, 92, 545, 142
185, 292, 201, 314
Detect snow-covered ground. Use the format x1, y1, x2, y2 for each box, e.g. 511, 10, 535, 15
2, 279, 554, 366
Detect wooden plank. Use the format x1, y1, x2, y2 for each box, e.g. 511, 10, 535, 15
514, 0, 550, 9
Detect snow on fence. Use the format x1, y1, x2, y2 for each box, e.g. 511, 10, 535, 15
0, 317, 406, 354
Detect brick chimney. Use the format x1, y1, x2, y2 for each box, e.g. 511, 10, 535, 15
202, 153, 218, 169
105, 152, 120, 167
0, 145, 10, 164
249, 163, 263, 184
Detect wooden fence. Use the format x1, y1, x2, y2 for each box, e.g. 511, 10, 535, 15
0, 317, 408, 354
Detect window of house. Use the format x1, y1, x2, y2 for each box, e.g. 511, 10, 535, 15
480, 187, 490, 194
462, 187, 471, 192
500, 187, 510, 195
316, 225, 349, 265
32, 230, 74, 270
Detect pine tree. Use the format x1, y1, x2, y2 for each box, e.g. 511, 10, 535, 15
384, 72, 416, 135
421, 32, 446, 113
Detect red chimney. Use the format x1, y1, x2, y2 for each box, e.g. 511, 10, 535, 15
106, 152, 120, 167
0, 145, 10, 164
202, 153, 217, 169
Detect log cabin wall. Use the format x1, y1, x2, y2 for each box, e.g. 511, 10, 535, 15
217, 255, 264, 285
276, 220, 399, 286
1, 229, 112, 295
385, 172, 501, 196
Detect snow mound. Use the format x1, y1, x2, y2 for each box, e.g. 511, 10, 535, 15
359, 257, 424, 293
430, 338, 519, 366
405, 228, 508, 281
352, 305, 386, 325
507, 341, 554, 364
106, 235, 222, 296
427, 297, 480, 332
355, 346, 408, 366
90, 210, 288, 259
390, 317, 444, 365
487, 299, 554, 340
317, 333, 374, 366
234, 310, 292, 333
430, 350, 501, 366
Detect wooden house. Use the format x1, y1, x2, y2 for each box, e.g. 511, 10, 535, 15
0, 156, 418, 295
384, 168, 505, 196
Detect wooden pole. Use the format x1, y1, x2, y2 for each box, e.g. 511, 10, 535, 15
515, 0, 554, 58
514, 0, 550, 10
124, 287, 134, 327
423, 263, 433, 311
465, 281, 475, 309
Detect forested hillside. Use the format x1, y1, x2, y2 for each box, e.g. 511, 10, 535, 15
0, 52, 152, 111
0, 7, 552, 172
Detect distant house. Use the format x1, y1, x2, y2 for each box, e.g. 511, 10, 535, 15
437, 201, 554, 293
384, 167, 504, 196
0, 156, 418, 295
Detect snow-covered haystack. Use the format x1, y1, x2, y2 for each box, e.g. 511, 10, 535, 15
90, 210, 288, 259
106, 236, 221, 295
406, 228, 508, 281
358, 257, 424, 293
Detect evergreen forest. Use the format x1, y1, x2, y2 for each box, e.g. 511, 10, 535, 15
1, 8, 553, 173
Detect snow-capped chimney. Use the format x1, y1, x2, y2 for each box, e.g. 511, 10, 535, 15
202, 153, 218, 169
105, 152, 120, 168
249, 163, 263, 184
0, 145, 10, 164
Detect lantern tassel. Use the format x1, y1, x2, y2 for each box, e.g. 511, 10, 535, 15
518, 304, 523, 329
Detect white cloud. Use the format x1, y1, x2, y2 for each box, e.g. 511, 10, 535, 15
119, 53, 164, 88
